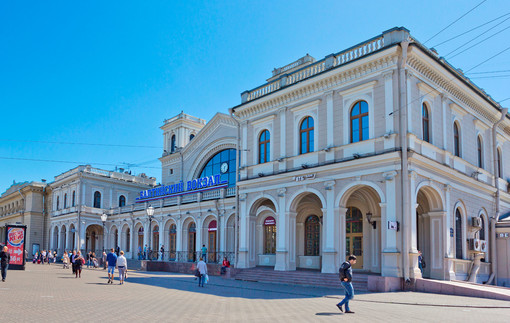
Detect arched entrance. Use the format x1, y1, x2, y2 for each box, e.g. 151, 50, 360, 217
339, 184, 382, 272
169, 223, 177, 261
290, 192, 323, 270
152, 224, 159, 252
207, 220, 217, 263
86, 224, 104, 254
416, 185, 445, 279
187, 222, 197, 262
121, 224, 130, 254
250, 198, 277, 268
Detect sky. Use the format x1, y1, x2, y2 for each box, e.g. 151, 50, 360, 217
1, 0, 509, 192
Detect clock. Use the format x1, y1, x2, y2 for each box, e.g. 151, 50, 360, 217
220, 162, 229, 174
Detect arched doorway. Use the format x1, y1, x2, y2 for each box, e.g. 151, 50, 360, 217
250, 198, 277, 268
121, 224, 130, 254
188, 222, 197, 262
207, 220, 217, 263
86, 224, 104, 254
152, 224, 159, 252
339, 184, 383, 272
169, 223, 177, 261
346, 207, 363, 269
290, 192, 323, 270
415, 185, 445, 279
138, 226, 144, 256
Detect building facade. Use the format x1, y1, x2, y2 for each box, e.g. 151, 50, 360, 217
48, 165, 156, 258
230, 27, 510, 284
0, 181, 49, 256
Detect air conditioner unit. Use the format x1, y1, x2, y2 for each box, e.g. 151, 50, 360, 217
469, 238, 481, 251
471, 217, 482, 228
480, 240, 488, 253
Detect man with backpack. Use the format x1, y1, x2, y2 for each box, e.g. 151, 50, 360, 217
336, 255, 357, 314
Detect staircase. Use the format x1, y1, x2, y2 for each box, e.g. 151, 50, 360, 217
233, 267, 369, 292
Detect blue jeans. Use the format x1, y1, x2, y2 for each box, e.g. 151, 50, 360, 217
198, 274, 204, 286
337, 281, 354, 311
1, 264, 8, 280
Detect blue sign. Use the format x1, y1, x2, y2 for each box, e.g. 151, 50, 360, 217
136, 174, 227, 203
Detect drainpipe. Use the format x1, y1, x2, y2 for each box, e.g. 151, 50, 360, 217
229, 108, 241, 268
487, 107, 508, 285
399, 40, 411, 284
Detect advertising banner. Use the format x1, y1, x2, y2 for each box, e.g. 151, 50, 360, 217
5, 225, 27, 270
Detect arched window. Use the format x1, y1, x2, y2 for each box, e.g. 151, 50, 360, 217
479, 216, 485, 241
171, 135, 176, 153
199, 148, 237, 187
422, 103, 430, 143
93, 191, 101, 208
453, 122, 461, 157
56, 196, 60, 210
350, 100, 369, 143
72, 191, 76, 207
477, 136, 483, 168
119, 195, 126, 207
63, 193, 67, 209
259, 130, 270, 164
300, 116, 314, 154
189, 134, 195, 141
263, 216, 276, 254
455, 209, 463, 259
305, 215, 320, 256
497, 148, 503, 178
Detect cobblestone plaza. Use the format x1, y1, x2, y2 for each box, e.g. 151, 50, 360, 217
1, 263, 509, 322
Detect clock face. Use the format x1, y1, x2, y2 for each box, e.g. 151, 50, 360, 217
220, 162, 229, 174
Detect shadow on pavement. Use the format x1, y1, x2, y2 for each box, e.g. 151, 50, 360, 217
315, 312, 343, 316
124, 273, 343, 300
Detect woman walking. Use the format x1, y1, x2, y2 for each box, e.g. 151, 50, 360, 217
62, 251, 70, 269
74, 251, 84, 278
117, 251, 128, 285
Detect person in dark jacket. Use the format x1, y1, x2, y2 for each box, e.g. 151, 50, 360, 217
336, 255, 357, 314
1, 246, 11, 282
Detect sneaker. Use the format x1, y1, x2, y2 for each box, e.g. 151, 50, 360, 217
108, 279, 111, 284
345, 310, 355, 314
336, 304, 343, 313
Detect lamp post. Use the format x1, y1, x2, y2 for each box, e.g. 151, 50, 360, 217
146, 205, 155, 260
101, 213, 107, 254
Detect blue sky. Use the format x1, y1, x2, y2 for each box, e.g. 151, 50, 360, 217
1, 0, 509, 191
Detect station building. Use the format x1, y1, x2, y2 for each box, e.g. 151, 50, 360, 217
42, 27, 510, 286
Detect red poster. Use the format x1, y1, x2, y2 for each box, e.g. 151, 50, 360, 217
6, 226, 25, 265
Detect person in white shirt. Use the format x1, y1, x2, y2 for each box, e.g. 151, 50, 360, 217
196, 258, 208, 287
117, 251, 128, 285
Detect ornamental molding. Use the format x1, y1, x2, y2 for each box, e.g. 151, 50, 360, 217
407, 54, 508, 132
235, 53, 398, 120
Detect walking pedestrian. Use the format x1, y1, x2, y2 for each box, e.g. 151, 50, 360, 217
102, 251, 107, 270
143, 245, 147, 260
160, 245, 165, 261
0, 246, 10, 282
138, 246, 142, 260
117, 251, 127, 285
336, 255, 357, 314
70, 250, 78, 274
74, 251, 84, 278
41, 250, 47, 264
201, 244, 207, 262
197, 257, 207, 287
106, 248, 118, 284
48, 250, 54, 264
62, 251, 70, 269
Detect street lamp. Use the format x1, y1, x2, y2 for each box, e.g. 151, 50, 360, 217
101, 213, 107, 253
146, 205, 155, 260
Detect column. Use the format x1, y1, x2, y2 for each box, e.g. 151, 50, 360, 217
338, 207, 347, 266
441, 94, 450, 165
238, 194, 249, 268
79, 222, 86, 251
158, 219, 165, 258
381, 171, 400, 277
322, 181, 337, 273
325, 92, 335, 161
175, 216, 183, 256
407, 72, 413, 133
275, 188, 290, 271
383, 70, 395, 150
443, 185, 455, 280
196, 214, 203, 259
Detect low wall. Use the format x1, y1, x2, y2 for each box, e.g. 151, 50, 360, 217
141, 261, 238, 277
368, 276, 403, 292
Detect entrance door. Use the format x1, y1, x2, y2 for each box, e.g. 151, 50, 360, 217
208, 231, 217, 263
346, 207, 363, 269
188, 223, 196, 262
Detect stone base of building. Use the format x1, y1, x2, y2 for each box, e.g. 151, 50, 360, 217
141, 260, 239, 277
367, 276, 403, 292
